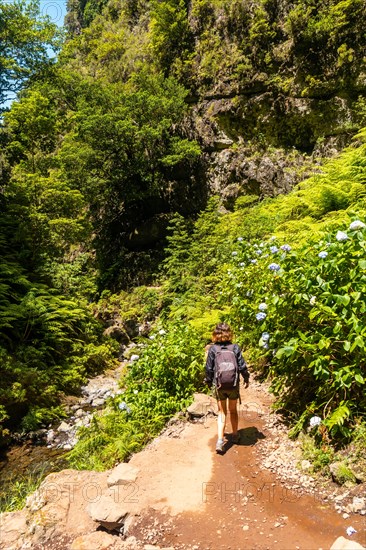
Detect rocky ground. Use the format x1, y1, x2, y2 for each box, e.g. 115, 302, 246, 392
0, 380, 365, 550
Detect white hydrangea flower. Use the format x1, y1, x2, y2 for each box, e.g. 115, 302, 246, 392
309, 416, 322, 428
336, 231, 348, 242
349, 220, 365, 230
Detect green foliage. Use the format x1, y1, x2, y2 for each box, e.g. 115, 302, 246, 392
300, 434, 335, 473
149, 0, 194, 77
95, 285, 164, 324
0, 0, 60, 107
56, 70, 200, 285
0, 466, 47, 512
67, 323, 205, 468
227, 220, 366, 439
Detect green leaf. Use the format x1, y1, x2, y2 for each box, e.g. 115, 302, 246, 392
350, 335, 364, 352
325, 403, 351, 429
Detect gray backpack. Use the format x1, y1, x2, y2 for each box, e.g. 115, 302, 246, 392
213, 344, 239, 389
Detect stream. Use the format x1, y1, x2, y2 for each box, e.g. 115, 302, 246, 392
0, 361, 127, 510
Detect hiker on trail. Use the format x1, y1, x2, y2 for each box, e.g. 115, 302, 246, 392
204, 322, 249, 454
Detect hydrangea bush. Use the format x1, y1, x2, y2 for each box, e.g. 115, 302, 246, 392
225, 221, 366, 440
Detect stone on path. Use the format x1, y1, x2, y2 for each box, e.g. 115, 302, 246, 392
87, 492, 130, 530
107, 463, 139, 487
330, 536, 366, 550
187, 393, 217, 418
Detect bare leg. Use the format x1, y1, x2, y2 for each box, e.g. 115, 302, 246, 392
217, 399, 227, 440
228, 398, 238, 435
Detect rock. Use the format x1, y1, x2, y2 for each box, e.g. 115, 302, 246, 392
70, 531, 117, 549
347, 497, 366, 513
0, 511, 28, 548
300, 460, 312, 471
123, 319, 139, 340
349, 462, 366, 483
107, 463, 139, 488
58, 421, 71, 432
87, 492, 129, 530
187, 393, 217, 418
46, 429, 56, 443
330, 536, 366, 550
92, 398, 106, 407
27, 469, 105, 543
103, 325, 130, 345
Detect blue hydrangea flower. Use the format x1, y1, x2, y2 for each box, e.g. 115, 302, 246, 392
261, 332, 270, 342
263, 343, 269, 349
232, 251, 238, 256
251, 259, 257, 264
270, 246, 279, 254
119, 402, 131, 413
349, 220, 365, 230
280, 244, 291, 252
239, 262, 245, 267
258, 302, 268, 311
318, 251, 328, 259
336, 231, 348, 242
237, 236, 244, 241
270, 236, 276, 241
255, 248, 263, 255
256, 312, 267, 321
268, 263, 280, 271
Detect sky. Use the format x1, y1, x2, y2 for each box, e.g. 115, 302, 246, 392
38, 0, 68, 28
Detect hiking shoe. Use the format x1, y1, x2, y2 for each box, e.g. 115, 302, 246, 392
231, 433, 240, 444
216, 438, 225, 454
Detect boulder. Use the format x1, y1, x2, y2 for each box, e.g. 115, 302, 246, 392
87, 492, 129, 530
103, 326, 130, 345
107, 463, 139, 488
187, 393, 217, 418
330, 536, 366, 550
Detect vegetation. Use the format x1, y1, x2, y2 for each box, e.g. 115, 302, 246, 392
0, 0, 366, 482
67, 323, 204, 469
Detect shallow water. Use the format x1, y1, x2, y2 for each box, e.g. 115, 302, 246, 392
0, 441, 68, 511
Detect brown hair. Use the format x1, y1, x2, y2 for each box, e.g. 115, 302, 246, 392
212, 322, 233, 343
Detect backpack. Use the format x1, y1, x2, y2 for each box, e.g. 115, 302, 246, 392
213, 344, 239, 389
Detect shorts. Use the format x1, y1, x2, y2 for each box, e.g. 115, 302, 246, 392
214, 386, 240, 401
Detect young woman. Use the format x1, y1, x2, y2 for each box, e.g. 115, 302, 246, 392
205, 322, 249, 453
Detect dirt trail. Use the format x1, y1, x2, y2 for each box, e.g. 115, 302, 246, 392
127, 383, 366, 550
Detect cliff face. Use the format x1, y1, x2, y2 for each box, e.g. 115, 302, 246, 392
65, 0, 366, 204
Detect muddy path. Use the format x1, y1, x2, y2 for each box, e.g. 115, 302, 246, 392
126, 382, 366, 550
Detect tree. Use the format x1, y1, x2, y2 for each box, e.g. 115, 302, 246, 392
0, 0, 59, 108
